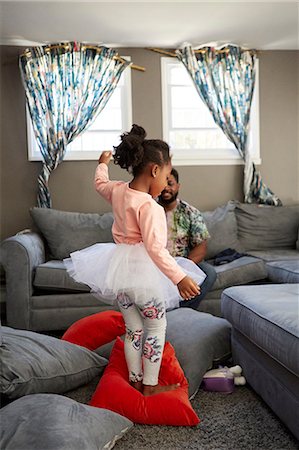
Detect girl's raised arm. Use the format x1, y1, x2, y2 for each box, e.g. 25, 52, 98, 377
94, 152, 118, 203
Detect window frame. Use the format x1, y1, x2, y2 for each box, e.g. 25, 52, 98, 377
161, 57, 260, 166
26, 57, 132, 161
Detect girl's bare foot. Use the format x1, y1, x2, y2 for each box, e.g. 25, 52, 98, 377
143, 383, 180, 396
130, 380, 143, 393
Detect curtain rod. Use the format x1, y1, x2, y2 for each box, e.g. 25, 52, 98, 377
147, 48, 176, 57
20, 44, 146, 72
148, 47, 257, 56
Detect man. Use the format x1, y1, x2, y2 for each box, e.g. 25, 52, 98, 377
158, 168, 217, 310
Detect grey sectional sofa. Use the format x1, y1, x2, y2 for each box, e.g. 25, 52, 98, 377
201, 202, 299, 316
221, 283, 299, 440
1, 201, 299, 331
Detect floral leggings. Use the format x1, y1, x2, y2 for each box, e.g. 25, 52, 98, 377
117, 290, 166, 386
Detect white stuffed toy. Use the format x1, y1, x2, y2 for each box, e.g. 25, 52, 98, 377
228, 365, 246, 386
202, 365, 246, 393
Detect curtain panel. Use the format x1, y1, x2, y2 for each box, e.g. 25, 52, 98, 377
176, 45, 281, 206
19, 42, 130, 208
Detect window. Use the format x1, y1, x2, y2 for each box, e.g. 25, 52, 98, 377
161, 57, 260, 165
27, 59, 132, 161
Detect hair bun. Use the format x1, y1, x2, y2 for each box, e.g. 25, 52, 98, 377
130, 124, 146, 141
121, 124, 146, 154
113, 124, 146, 171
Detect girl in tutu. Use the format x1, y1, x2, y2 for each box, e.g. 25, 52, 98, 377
65, 124, 206, 396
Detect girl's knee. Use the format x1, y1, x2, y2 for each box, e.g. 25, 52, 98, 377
144, 317, 167, 334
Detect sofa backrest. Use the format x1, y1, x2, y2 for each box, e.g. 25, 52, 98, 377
30, 208, 114, 260
30, 202, 299, 262
202, 201, 299, 258
202, 201, 243, 260
234, 203, 299, 251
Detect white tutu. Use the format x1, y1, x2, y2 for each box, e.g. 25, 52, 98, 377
64, 242, 206, 311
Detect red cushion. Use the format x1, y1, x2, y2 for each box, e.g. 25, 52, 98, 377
89, 337, 200, 426
61, 311, 125, 350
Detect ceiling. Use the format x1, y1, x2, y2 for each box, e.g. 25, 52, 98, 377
1, 1, 298, 50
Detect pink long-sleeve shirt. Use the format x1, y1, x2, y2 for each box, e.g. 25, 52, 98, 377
94, 163, 185, 286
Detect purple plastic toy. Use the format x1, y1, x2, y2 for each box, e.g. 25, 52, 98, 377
201, 366, 246, 393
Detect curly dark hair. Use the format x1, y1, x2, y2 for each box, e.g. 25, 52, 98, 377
170, 168, 179, 183
113, 124, 171, 177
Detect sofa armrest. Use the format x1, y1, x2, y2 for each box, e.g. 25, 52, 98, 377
1, 232, 46, 329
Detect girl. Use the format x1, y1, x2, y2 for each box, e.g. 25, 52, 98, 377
65, 124, 205, 396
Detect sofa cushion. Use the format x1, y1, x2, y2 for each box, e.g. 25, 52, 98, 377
246, 249, 299, 262
266, 260, 299, 283
95, 308, 232, 398
0, 394, 133, 450
221, 284, 299, 376
30, 208, 114, 260
235, 203, 299, 251
34, 260, 90, 292
202, 201, 243, 260
212, 256, 268, 291
0, 326, 108, 399
198, 291, 224, 317
90, 338, 200, 426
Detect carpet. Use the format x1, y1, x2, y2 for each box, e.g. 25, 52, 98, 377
65, 378, 298, 450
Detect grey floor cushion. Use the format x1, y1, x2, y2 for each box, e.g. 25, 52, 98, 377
0, 394, 133, 450
95, 308, 231, 398
166, 308, 231, 397
0, 326, 108, 399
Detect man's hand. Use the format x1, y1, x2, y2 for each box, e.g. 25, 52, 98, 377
98, 151, 112, 165
188, 241, 207, 264
177, 276, 200, 301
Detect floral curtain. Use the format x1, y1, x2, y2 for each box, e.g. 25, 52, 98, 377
19, 42, 130, 207
176, 45, 281, 206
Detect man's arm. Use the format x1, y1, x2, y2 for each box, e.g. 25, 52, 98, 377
187, 204, 210, 264
188, 240, 207, 264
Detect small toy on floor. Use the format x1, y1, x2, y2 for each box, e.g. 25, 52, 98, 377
201, 365, 246, 393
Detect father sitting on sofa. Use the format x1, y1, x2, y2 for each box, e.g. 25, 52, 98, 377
158, 168, 217, 309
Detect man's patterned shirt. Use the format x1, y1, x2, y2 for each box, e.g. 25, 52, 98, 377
165, 199, 210, 258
